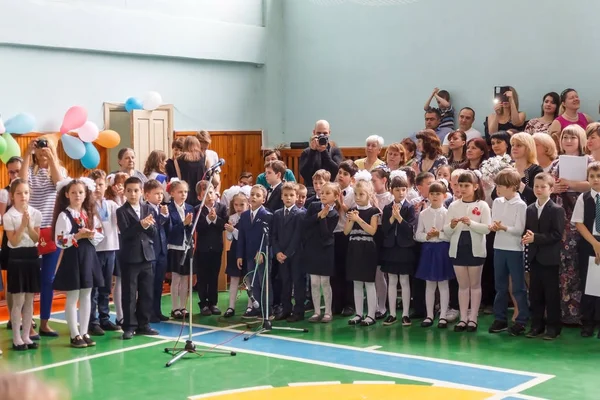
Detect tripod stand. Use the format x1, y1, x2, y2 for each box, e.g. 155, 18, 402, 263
244, 223, 308, 340
165, 170, 235, 367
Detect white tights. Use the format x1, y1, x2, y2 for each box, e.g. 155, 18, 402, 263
425, 280, 449, 320
454, 266, 483, 323
66, 288, 92, 339
387, 274, 410, 318
113, 277, 123, 322
10, 293, 34, 345
353, 281, 376, 319
228, 276, 254, 309
375, 266, 388, 314
170, 273, 189, 311
310, 275, 332, 316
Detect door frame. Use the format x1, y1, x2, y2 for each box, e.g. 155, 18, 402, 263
102, 102, 175, 155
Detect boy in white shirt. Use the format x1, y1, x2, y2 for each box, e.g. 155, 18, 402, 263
488, 168, 528, 336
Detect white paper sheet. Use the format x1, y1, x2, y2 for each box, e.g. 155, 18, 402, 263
558, 155, 587, 181
585, 256, 600, 297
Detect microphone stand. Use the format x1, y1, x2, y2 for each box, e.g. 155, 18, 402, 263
165, 168, 235, 367
244, 222, 308, 340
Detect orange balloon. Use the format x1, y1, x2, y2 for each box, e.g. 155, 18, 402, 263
95, 130, 121, 149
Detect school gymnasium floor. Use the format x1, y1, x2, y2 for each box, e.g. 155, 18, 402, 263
0, 294, 596, 400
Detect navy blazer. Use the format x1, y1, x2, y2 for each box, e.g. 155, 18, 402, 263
167, 201, 194, 247
272, 205, 306, 259
147, 202, 170, 258
381, 201, 416, 248
524, 199, 565, 266
264, 183, 284, 213
194, 202, 228, 253
117, 202, 156, 264
302, 201, 339, 248
236, 206, 273, 261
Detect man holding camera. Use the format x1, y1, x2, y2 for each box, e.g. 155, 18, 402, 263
299, 120, 343, 196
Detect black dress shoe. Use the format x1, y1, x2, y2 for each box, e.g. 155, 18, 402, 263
136, 326, 159, 336
274, 312, 290, 321
122, 331, 134, 340
223, 308, 235, 318
88, 324, 105, 336
39, 329, 59, 337
525, 327, 545, 338
12, 343, 27, 351
286, 313, 304, 323
100, 320, 121, 331
26, 342, 39, 350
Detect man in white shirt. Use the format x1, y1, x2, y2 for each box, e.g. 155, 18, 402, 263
442, 107, 483, 154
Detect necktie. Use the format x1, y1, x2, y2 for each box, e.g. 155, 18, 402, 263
251, 212, 254, 224
285, 208, 290, 218
595, 194, 600, 233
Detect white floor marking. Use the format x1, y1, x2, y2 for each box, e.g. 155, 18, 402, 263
363, 345, 382, 350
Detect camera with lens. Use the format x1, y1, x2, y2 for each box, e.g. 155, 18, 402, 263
317, 134, 329, 146
36, 139, 48, 148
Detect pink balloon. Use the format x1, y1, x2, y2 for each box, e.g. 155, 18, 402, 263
60, 106, 87, 134
77, 121, 100, 143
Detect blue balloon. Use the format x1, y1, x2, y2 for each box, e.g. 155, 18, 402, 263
125, 97, 143, 113
61, 134, 86, 160
5, 113, 36, 134
80, 142, 100, 169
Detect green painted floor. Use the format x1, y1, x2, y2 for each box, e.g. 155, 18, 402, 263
1, 293, 598, 399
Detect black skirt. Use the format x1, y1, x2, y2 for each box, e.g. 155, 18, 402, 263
167, 249, 193, 276
7, 247, 41, 294
451, 231, 485, 267
226, 240, 246, 277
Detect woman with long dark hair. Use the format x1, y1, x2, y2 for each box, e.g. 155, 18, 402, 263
446, 130, 467, 168
525, 92, 560, 134
168, 136, 207, 206
414, 130, 447, 174
460, 138, 489, 171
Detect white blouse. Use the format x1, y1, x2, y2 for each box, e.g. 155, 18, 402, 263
54, 207, 104, 249
415, 206, 449, 243
3, 205, 42, 248
226, 212, 241, 241
444, 199, 491, 258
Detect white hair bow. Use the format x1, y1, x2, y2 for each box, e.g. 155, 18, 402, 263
354, 169, 372, 183
56, 177, 96, 193
390, 170, 408, 181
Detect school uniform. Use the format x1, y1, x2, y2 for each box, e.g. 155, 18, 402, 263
303, 201, 339, 277
414, 206, 454, 281
195, 202, 228, 310
0, 185, 12, 274
381, 200, 417, 276
225, 214, 244, 277
90, 199, 120, 330
572, 190, 600, 332
304, 194, 320, 211
3, 206, 42, 294
332, 187, 355, 314
346, 206, 380, 282
525, 198, 565, 336
272, 204, 307, 319
147, 202, 170, 320
264, 182, 283, 213
444, 200, 491, 266
166, 201, 194, 276
116, 202, 157, 334
236, 206, 273, 315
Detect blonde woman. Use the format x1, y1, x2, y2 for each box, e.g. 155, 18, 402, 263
510, 133, 543, 206
355, 135, 385, 171
532, 133, 558, 172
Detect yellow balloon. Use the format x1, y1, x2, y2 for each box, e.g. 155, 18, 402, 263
95, 130, 121, 149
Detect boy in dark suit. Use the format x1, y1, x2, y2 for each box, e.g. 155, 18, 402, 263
304, 169, 331, 210
522, 172, 565, 340
237, 185, 273, 318
272, 182, 307, 322
116, 177, 159, 339
195, 181, 228, 316
264, 160, 285, 213
144, 179, 170, 322
572, 161, 600, 338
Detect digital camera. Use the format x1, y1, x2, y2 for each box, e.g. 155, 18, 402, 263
36, 138, 48, 148
317, 134, 328, 146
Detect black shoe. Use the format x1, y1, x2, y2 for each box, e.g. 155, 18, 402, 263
100, 320, 121, 331
158, 314, 170, 322
122, 331, 134, 340
39, 329, 59, 337
466, 321, 478, 332
543, 330, 559, 340
201, 306, 212, 316
82, 334, 96, 347
375, 311, 386, 320
401, 316, 412, 326
509, 323, 526, 336
360, 316, 376, 326
88, 324, 105, 336
286, 313, 304, 323
26, 342, 39, 350
70, 336, 87, 348
525, 327, 545, 338
488, 320, 508, 333
223, 308, 235, 318
12, 343, 27, 351
171, 309, 184, 319
341, 307, 355, 317
210, 306, 222, 316
348, 315, 363, 325
30, 334, 40, 341
242, 308, 260, 319
136, 326, 159, 336
581, 325, 595, 337
437, 318, 448, 329
274, 312, 289, 321
420, 317, 433, 328
383, 315, 397, 326
454, 321, 467, 332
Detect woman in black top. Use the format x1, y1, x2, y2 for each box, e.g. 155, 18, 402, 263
484, 86, 526, 141
168, 136, 207, 207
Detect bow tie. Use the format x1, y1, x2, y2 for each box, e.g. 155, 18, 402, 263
267, 187, 274, 193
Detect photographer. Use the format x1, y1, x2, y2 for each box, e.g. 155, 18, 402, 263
19, 137, 67, 337
299, 120, 343, 195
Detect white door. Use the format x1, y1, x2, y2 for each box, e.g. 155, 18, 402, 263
131, 106, 173, 168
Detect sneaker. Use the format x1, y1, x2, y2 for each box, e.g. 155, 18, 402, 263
383, 315, 397, 326
201, 306, 212, 316
488, 320, 508, 334
82, 334, 96, 347
525, 327, 544, 338
401, 316, 412, 326
445, 308, 459, 323
88, 324, 105, 336
508, 323, 526, 337
70, 336, 88, 348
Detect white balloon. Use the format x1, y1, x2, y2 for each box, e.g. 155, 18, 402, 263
142, 91, 163, 111
77, 121, 100, 143
0, 119, 5, 134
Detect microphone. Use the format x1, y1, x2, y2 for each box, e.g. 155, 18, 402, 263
207, 158, 225, 172
247, 288, 260, 309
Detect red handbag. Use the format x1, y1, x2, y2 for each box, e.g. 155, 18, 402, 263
37, 227, 57, 255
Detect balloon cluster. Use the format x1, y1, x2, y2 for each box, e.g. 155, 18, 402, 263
124, 91, 163, 112
59, 106, 121, 169
0, 113, 36, 163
